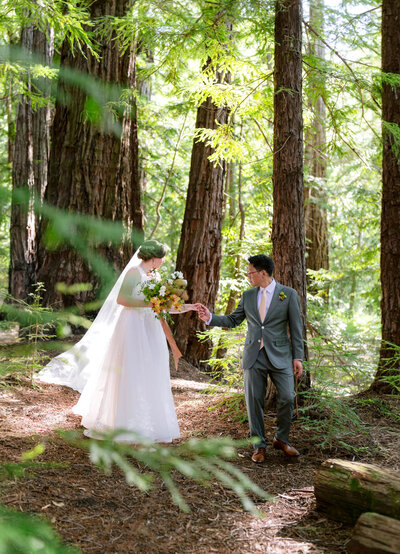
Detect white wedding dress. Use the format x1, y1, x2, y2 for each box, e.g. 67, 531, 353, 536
38, 264, 180, 443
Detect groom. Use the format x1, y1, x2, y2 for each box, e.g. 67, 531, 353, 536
197, 255, 304, 463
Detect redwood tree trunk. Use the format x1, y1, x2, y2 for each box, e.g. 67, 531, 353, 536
9, 23, 54, 300
224, 162, 245, 316
371, 0, 400, 394
216, 161, 245, 360
304, 0, 329, 294
270, 0, 309, 399
37, 0, 143, 308
174, 65, 230, 367
272, 0, 307, 330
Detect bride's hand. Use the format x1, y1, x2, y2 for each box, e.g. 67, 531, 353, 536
182, 303, 198, 311
169, 304, 198, 314
168, 303, 198, 314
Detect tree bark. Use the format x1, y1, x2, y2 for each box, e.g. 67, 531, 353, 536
314, 459, 400, 524
224, 163, 245, 316
272, 0, 307, 327
9, 21, 54, 301
37, 0, 143, 308
348, 512, 400, 554
174, 61, 231, 367
371, 0, 400, 394
269, 0, 309, 402
6, 76, 15, 166
216, 160, 245, 360
137, 47, 153, 195
304, 0, 329, 297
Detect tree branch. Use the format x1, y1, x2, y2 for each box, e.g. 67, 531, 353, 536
149, 111, 189, 239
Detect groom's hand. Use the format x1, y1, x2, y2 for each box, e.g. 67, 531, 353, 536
293, 360, 303, 378
195, 303, 211, 322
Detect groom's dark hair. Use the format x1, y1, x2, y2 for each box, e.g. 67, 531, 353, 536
248, 255, 274, 276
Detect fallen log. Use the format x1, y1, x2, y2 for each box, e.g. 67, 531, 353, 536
314, 459, 400, 524
347, 512, 400, 553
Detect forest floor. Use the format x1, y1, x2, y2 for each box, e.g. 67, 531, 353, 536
1, 351, 400, 553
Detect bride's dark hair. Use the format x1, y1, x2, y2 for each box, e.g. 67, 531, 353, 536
138, 240, 168, 261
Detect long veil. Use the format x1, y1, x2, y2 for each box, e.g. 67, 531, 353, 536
37, 250, 141, 392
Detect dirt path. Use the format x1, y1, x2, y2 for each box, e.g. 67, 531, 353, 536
1, 363, 398, 553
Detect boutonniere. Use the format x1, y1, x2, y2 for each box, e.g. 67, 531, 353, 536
279, 291, 287, 301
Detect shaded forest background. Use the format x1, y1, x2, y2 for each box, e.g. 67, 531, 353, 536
0, 0, 399, 407
1, 0, 400, 551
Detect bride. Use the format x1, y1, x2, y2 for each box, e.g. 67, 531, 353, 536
37, 240, 197, 442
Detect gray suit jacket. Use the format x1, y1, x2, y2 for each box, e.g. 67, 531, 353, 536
210, 283, 304, 370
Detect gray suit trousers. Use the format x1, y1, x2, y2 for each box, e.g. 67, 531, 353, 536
243, 348, 296, 448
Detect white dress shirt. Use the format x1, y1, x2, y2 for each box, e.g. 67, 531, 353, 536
257, 279, 276, 319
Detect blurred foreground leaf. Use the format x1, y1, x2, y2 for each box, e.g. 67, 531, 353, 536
0, 443, 75, 553
61, 430, 273, 515
0, 506, 80, 554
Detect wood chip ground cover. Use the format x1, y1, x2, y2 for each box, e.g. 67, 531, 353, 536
1, 359, 399, 553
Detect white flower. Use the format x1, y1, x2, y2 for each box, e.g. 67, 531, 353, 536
148, 283, 156, 290
159, 286, 166, 297
177, 271, 184, 279
167, 279, 173, 285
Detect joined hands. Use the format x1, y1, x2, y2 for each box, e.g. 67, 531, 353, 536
194, 303, 211, 322
174, 303, 210, 322
163, 303, 211, 317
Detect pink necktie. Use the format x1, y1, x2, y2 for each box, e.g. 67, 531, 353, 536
259, 288, 267, 349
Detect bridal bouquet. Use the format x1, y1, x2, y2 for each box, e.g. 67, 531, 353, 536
141, 270, 189, 320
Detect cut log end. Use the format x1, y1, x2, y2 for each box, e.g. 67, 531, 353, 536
314, 459, 400, 525
347, 512, 400, 554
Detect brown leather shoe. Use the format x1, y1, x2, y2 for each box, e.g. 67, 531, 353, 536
273, 438, 300, 457
251, 447, 266, 464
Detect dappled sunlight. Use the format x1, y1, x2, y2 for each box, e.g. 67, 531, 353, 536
0, 383, 80, 438
0, 373, 356, 552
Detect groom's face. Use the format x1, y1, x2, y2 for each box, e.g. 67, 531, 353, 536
247, 264, 265, 287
